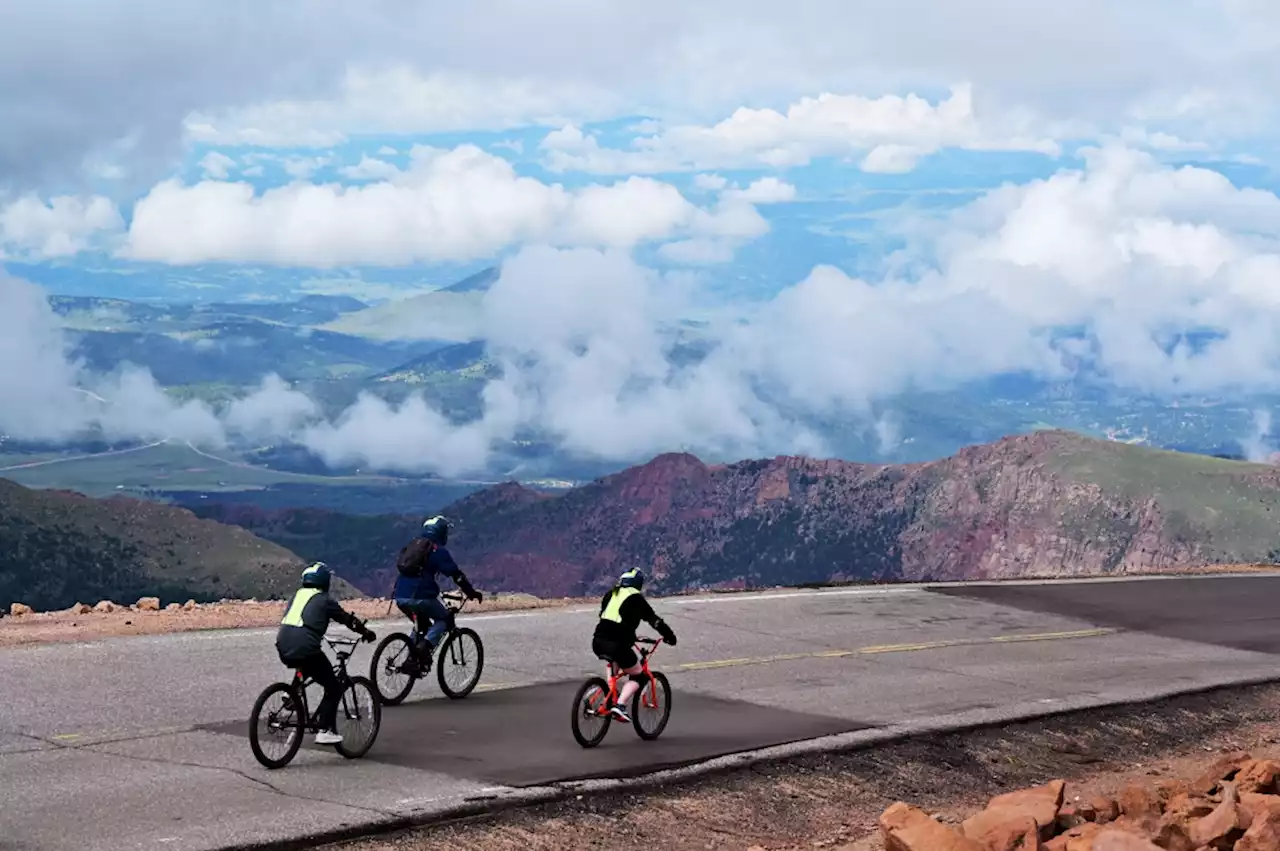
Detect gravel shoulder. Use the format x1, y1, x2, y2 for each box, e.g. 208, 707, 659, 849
0, 593, 582, 648
330, 682, 1280, 851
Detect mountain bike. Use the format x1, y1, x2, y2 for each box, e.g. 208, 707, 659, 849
369, 590, 485, 705
248, 634, 381, 769
570, 636, 672, 748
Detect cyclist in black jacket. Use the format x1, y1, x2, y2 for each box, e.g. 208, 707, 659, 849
275, 562, 375, 745
591, 568, 677, 722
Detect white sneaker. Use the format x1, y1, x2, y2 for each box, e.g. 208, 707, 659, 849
314, 729, 343, 745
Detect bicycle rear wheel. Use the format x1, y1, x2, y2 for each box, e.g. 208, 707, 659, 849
334, 675, 381, 759
570, 676, 612, 748
631, 671, 672, 740
437, 627, 484, 699
370, 632, 418, 705
249, 682, 304, 769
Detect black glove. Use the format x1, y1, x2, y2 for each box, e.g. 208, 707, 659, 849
458, 577, 483, 603
656, 620, 677, 646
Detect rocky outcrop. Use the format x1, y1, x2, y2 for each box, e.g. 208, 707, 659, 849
880, 753, 1280, 850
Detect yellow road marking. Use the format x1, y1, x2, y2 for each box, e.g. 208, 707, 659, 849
673, 627, 1116, 672
47, 629, 1116, 741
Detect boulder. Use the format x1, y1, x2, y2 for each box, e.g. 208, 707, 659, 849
1045, 823, 1101, 851
135, 597, 160, 612
165, 603, 181, 611
9, 602, 33, 616
1239, 760, 1280, 795
1188, 781, 1249, 848
1089, 797, 1120, 825
1190, 751, 1253, 795
1087, 827, 1164, 850
1242, 793, 1280, 821
69, 602, 91, 614
182, 600, 197, 611
963, 780, 1066, 842
880, 803, 985, 851
93, 600, 116, 613
1163, 792, 1214, 822
971, 814, 1042, 851
1116, 783, 1162, 822
1239, 807, 1280, 851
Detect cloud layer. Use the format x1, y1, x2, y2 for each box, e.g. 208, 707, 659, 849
6, 145, 1280, 475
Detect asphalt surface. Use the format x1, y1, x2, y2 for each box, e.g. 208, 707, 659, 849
6, 574, 1280, 851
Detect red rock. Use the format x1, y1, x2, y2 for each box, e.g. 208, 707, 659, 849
1163, 792, 1215, 822
1084, 827, 1164, 850
967, 814, 1042, 851
964, 781, 1066, 842
1242, 793, 1280, 821
1188, 781, 1248, 848
879, 802, 985, 851
1190, 752, 1253, 796
1045, 823, 1101, 851
1239, 761, 1280, 795
1116, 784, 1162, 821
1239, 807, 1280, 851
1090, 797, 1121, 824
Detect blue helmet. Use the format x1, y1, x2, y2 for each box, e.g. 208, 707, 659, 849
618, 568, 645, 590
301, 561, 331, 592
420, 515, 449, 546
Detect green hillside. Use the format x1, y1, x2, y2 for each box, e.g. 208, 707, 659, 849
0, 478, 310, 611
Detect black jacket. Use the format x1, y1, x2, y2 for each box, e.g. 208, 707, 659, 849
593, 588, 676, 647
275, 587, 363, 661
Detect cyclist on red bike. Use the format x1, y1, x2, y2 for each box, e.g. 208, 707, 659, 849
591, 567, 677, 722
275, 562, 375, 745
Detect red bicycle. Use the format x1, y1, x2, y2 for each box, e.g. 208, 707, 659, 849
570, 636, 672, 748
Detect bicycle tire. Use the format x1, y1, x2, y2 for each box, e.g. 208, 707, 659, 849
570, 676, 612, 748
249, 682, 304, 769
437, 627, 484, 699
334, 675, 382, 759
631, 670, 672, 740
369, 632, 418, 705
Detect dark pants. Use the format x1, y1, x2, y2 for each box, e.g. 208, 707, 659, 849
289, 651, 342, 733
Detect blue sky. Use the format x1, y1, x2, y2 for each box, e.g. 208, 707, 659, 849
4, 1, 1280, 472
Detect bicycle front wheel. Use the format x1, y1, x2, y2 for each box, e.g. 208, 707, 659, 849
249, 682, 304, 769
334, 675, 381, 759
370, 632, 417, 706
437, 627, 484, 699
570, 676, 612, 748
632, 671, 672, 740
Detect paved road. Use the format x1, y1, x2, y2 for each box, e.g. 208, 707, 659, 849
5, 574, 1280, 850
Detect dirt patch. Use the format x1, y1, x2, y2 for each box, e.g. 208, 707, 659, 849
0, 593, 583, 648
331, 682, 1280, 851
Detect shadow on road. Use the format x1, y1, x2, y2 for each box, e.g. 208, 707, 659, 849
206, 680, 869, 786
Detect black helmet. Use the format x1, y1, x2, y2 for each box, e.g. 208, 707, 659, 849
420, 515, 449, 546
301, 561, 331, 592
618, 568, 645, 590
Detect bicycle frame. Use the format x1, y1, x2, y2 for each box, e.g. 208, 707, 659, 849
288, 635, 360, 730
594, 636, 663, 714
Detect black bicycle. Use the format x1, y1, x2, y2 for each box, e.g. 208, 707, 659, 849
370, 590, 485, 705
248, 634, 382, 769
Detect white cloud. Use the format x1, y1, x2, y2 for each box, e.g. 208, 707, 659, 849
282, 155, 332, 180
198, 151, 236, 179
376, 145, 398, 156
723, 177, 796, 204
338, 155, 400, 181
5, 0, 1280, 192
9, 142, 1280, 474
694, 173, 727, 191
186, 67, 621, 148
540, 86, 1061, 174
120, 144, 776, 266
0, 194, 124, 259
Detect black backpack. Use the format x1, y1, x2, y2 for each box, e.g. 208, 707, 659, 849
396, 537, 433, 577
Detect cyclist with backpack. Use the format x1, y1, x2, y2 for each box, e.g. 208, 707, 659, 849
392, 515, 484, 676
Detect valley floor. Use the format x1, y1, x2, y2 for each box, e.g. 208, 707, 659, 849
336, 681, 1280, 851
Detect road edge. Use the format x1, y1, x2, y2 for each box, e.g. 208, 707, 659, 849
221, 671, 1280, 851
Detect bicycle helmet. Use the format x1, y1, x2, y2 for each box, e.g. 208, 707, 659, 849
420, 515, 449, 546
618, 567, 645, 590
301, 561, 331, 592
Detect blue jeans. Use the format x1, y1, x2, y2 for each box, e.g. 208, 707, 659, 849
396, 597, 452, 647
